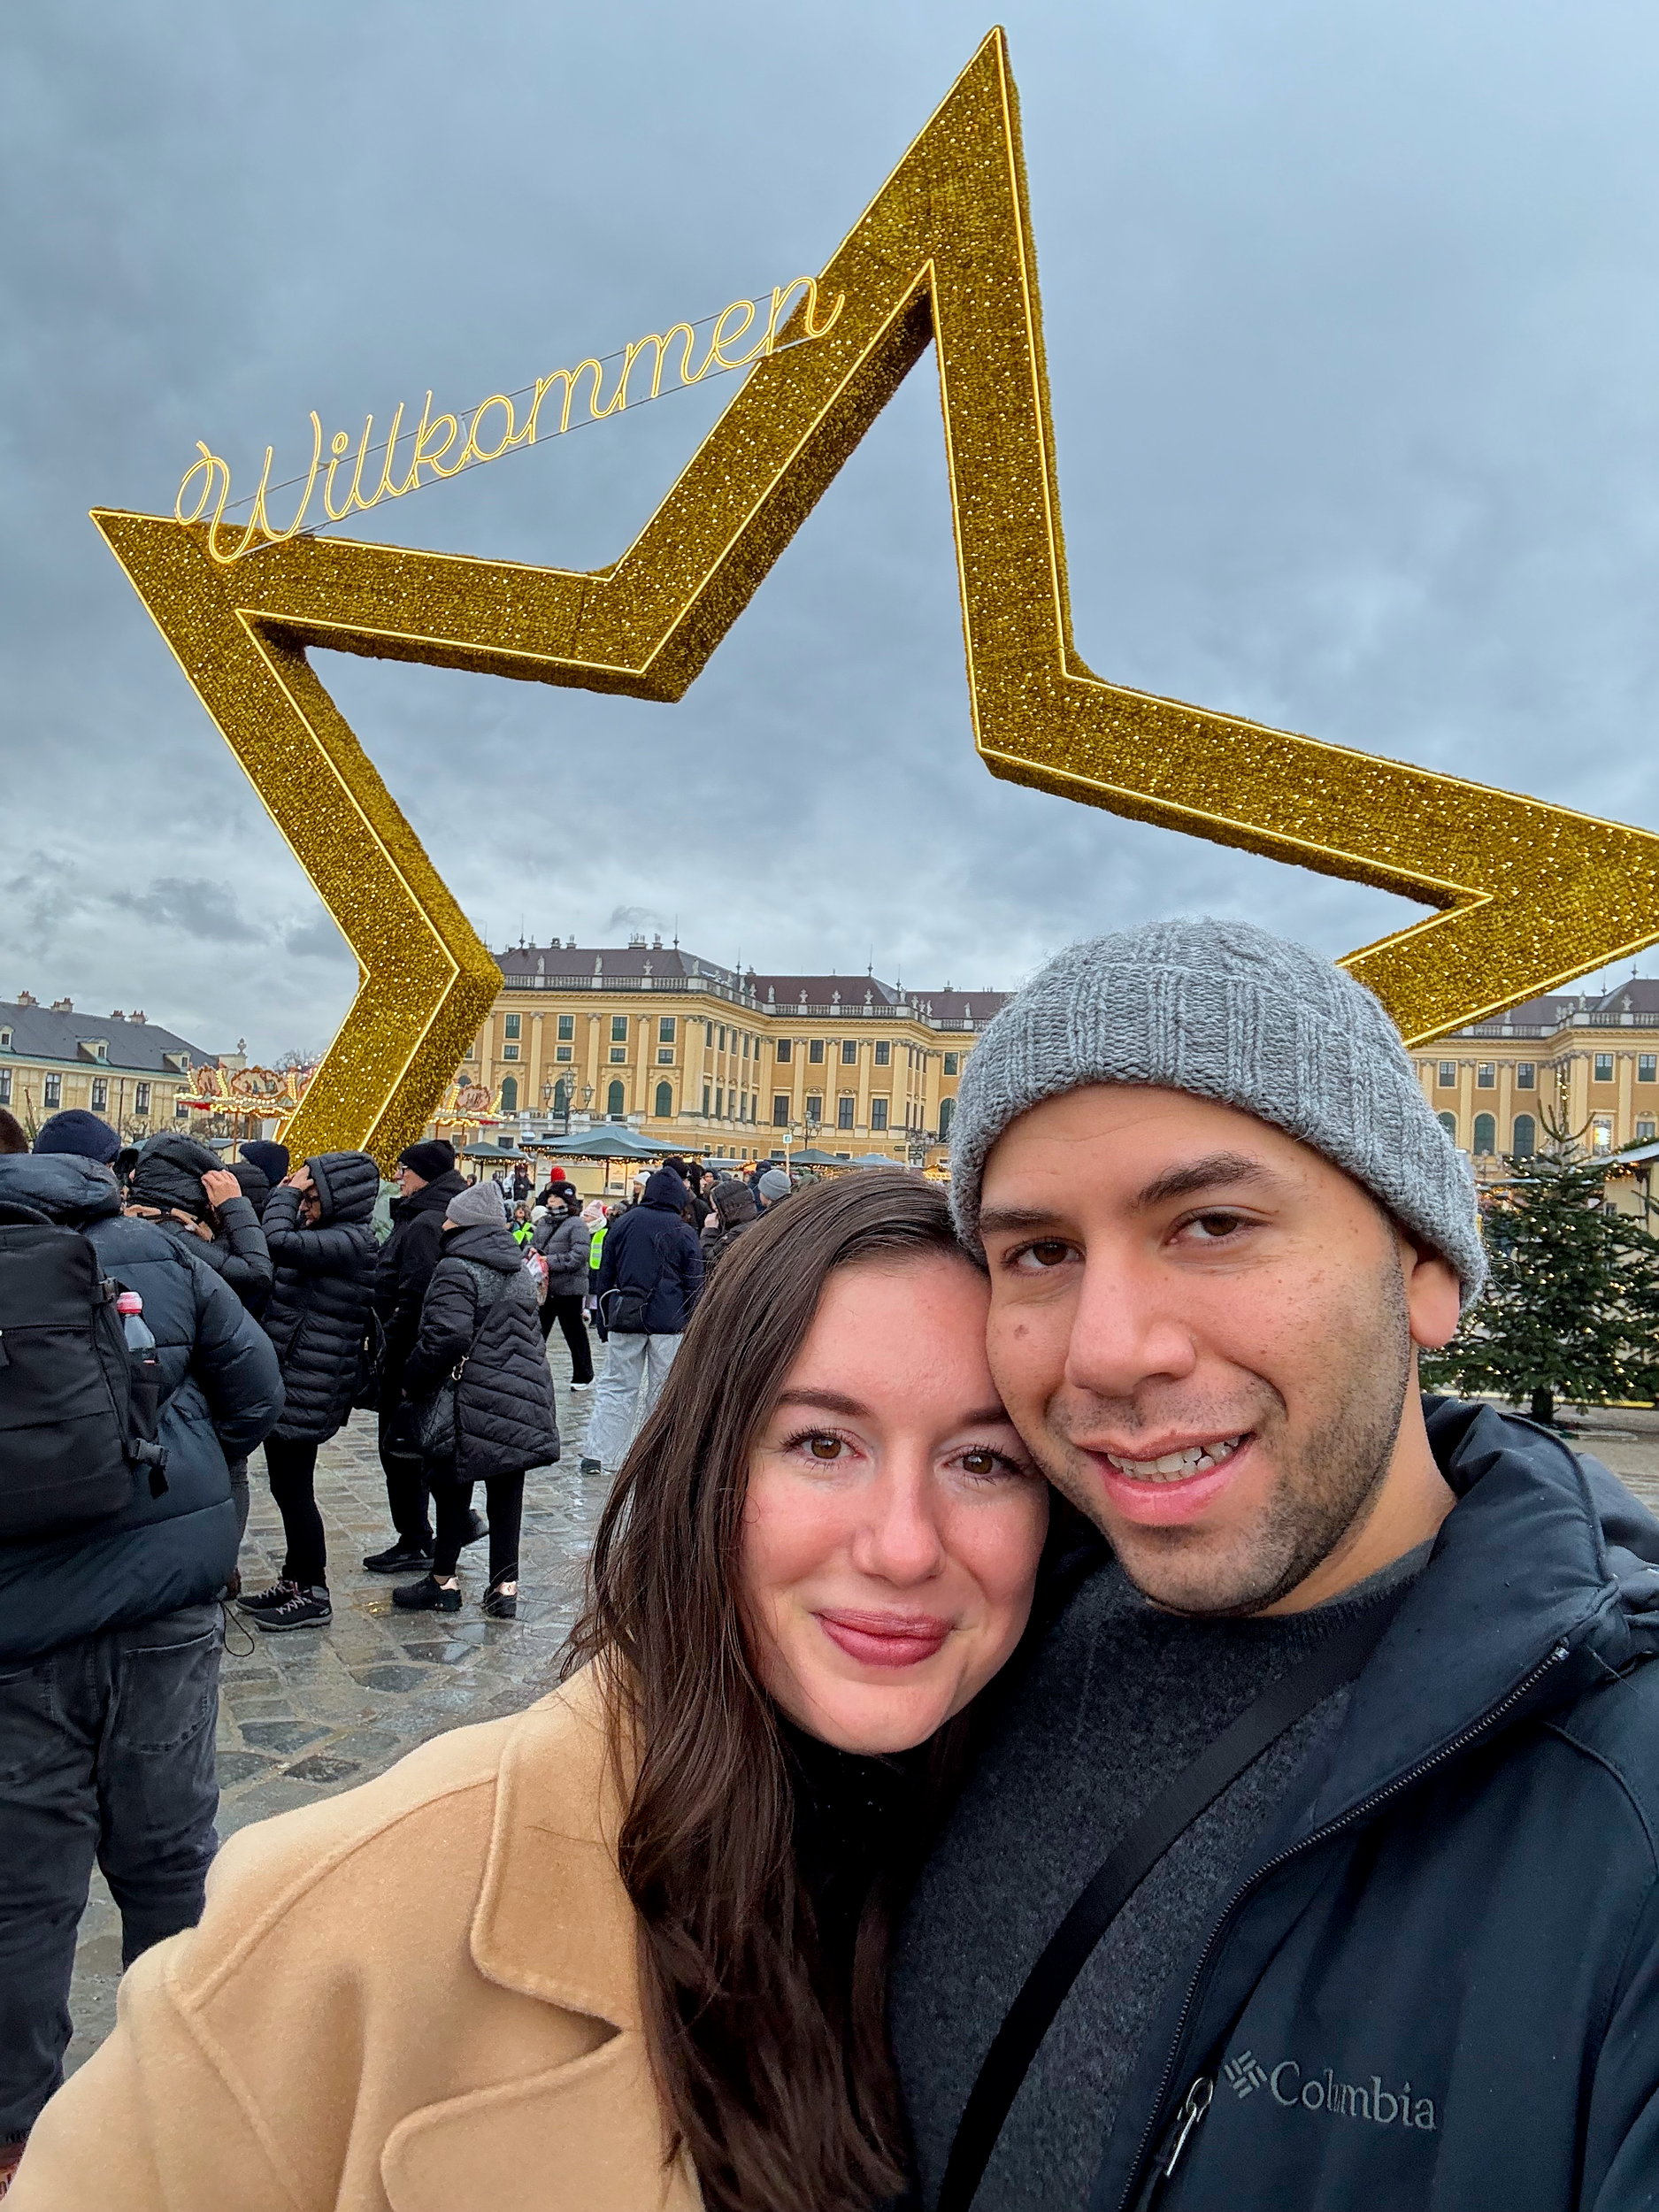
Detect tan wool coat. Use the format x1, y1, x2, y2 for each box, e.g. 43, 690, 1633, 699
10, 1670, 702, 2212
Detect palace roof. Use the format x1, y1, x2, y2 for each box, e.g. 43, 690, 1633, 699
0, 996, 216, 1074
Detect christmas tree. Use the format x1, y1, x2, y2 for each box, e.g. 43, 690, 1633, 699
1424, 1122, 1659, 1425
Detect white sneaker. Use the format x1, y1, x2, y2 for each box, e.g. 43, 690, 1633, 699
568, 1379, 594, 1391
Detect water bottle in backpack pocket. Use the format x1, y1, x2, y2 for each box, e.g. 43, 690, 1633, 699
0, 1219, 170, 1541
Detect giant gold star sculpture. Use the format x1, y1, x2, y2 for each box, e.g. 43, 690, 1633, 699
95, 28, 1659, 1163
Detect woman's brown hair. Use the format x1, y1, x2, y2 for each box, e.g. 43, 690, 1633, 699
565, 1170, 981, 2212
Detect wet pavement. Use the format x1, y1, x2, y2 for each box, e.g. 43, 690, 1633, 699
65, 1348, 607, 2076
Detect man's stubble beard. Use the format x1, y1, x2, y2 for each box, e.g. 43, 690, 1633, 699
1041, 1254, 1415, 1617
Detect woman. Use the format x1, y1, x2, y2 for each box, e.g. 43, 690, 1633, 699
534, 1182, 595, 1386
585, 1194, 611, 1338
392, 1178, 561, 1620
239, 1151, 380, 1633
11, 1176, 1050, 2212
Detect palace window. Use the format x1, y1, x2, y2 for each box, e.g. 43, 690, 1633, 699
135, 1083, 150, 1114
1516, 1063, 1536, 1089
503, 1044, 519, 1060
91, 1079, 108, 1110
841, 1040, 856, 1064
1639, 1119, 1657, 1143
607, 1080, 626, 1118
1476, 1064, 1494, 1089
0, 1071, 9, 1104
499, 1077, 518, 1113
718, 1025, 727, 1052
553, 1079, 571, 1115
806, 1094, 822, 1123
504, 1013, 521, 1040
657, 1048, 674, 1064
1472, 1113, 1496, 1156
609, 1048, 626, 1064
837, 1095, 855, 1130
557, 1015, 574, 1041
556, 1045, 572, 1062
702, 1085, 710, 1115
943, 1052, 959, 1077
773, 1094, 789, 1125
611, 1016, 629, 1044
715, 1087, 724, 1118
43, 1074, 61, 1108
809, 1039, 825, 1064
658, 1017, 677, 1044
871, 1098, 889, 1131
1512, 1114, 1536, 1158
1437, 1063, 1456, 1088
655, 1082, 673, 1118
1436, 1110, 1456, 1141
1594, 1053, 1615, 1083
874, 1041, 891, 1066
1593, 1117, 1614, 1151
705, 1023, 714, 1048
1641, 1056, 1658, 1084
776, 1040, 792, 1064
0, 1027, 10, 1048
175, 1096, 189, 1117
938, 1095, 954, 1138
743, 1034, 751, 1059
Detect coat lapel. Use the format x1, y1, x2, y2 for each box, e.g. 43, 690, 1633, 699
382, 1678, 703, 2212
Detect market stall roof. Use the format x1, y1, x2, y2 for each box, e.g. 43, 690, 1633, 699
846, 1154, 910, 1169
538, 1126, 666, 1159
790, 1147, 856, 1166
461, 1141, 528, 1159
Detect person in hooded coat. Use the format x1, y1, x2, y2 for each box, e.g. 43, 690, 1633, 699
700, 1176, 759, 1278
580, 1164, 703, 1475
0, 1142, 281, 2164
532, 1184, 595, 1385
392, 1179, 559, 1621
242, 1151, 380, 1633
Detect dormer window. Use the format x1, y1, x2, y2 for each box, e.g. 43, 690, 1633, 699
0, 1028, 10, 1050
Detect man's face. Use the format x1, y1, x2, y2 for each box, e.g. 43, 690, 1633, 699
978, 1087, 1461, 1617
396, 1164, 426, 1197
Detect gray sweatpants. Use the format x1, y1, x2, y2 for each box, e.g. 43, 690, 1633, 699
582, 1332, 682, 1470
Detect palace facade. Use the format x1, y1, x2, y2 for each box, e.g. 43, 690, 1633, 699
0, 994, 225, 1141
460, 938, 1010, 1164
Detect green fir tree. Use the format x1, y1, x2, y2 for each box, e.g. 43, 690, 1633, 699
1424, 1123, 1659, 1425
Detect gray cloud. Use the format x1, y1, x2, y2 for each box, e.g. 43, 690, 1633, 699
4, 0, 1659, 1056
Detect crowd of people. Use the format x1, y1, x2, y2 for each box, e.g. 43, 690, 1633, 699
7, 918, 1659, 2210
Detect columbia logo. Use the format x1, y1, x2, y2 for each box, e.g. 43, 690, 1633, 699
1224, 2052, 1269, 2100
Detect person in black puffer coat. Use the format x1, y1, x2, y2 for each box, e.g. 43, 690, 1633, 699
244, 1149, 380, 1632
393, 1179, 558, 1622
532, 1184, 595, 1384
701, 1175, 759, 1278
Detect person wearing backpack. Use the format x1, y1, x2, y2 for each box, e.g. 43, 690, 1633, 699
579, 1164, 703, 1477
240, 1151, 380, 1634
391, 1179, 559, 1621
0, 1118, 282, 2185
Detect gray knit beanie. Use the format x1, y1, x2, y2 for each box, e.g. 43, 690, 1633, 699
949, 917, 1486, 1304
445, 1179, 506, 1229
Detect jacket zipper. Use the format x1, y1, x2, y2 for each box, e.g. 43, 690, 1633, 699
1120, 1638, 1572, 2211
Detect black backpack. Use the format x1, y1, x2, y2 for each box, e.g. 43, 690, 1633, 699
0, 1207, 169, 1542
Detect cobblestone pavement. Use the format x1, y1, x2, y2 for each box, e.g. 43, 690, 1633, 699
65, 1344, 609, 2075
61, 1392, 1659, 2074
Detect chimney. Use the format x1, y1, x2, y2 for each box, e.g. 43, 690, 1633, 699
111, 1009, 125, 1021
131, 1010, 146, 1025
50, 997, 73, 1013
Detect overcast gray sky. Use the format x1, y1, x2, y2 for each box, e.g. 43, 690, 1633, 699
5, 1, 1659, 1057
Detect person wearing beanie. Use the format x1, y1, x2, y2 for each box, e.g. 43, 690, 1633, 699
32, 1109, 121, 1164
892, 917, 1659, 2212
238, 1139, 290, 1187
390, 1171, 558, 1621
756, 1164, 792, 1210
359, 1134, 472, 1575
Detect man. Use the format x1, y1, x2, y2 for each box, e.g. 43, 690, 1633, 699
0, 1116, 282, 2187
756, 1163, 792, 1211
361, 1136, 471, 1574
579, 1162, 703, 1475
893, 918, 1659, 2212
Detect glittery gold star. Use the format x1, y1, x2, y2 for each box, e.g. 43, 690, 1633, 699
94, 28, 1659, 1158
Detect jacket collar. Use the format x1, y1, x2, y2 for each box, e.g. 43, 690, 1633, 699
1297, 1398, 1659, 1832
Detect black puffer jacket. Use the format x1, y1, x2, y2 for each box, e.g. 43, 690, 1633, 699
534, 1203, 591, 1297
0, 1153, 283, 1662
403, 1219, 560, 1482
128, 1133, 274, 1314
261, 1150, 380, 1443
595, 1167, 703, 1334
702, 1178, 759, 1277
373, 1166, 465, 1390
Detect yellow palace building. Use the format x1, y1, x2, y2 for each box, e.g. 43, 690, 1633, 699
458, 937, 1010, 1165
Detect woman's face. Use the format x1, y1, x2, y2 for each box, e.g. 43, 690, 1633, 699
742, 1254, 1048, 1755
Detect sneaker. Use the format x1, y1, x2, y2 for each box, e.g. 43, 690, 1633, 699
362, 1539, 435, 1575
393, 1573, 462, 1613
463, 1508, 488, 1547
238, 1578, 300, 1613
253, 1586, 332, 1633
579, 1457, 602, 1477
568, 1379, 594, 1392
482, 1579, 518, 1620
